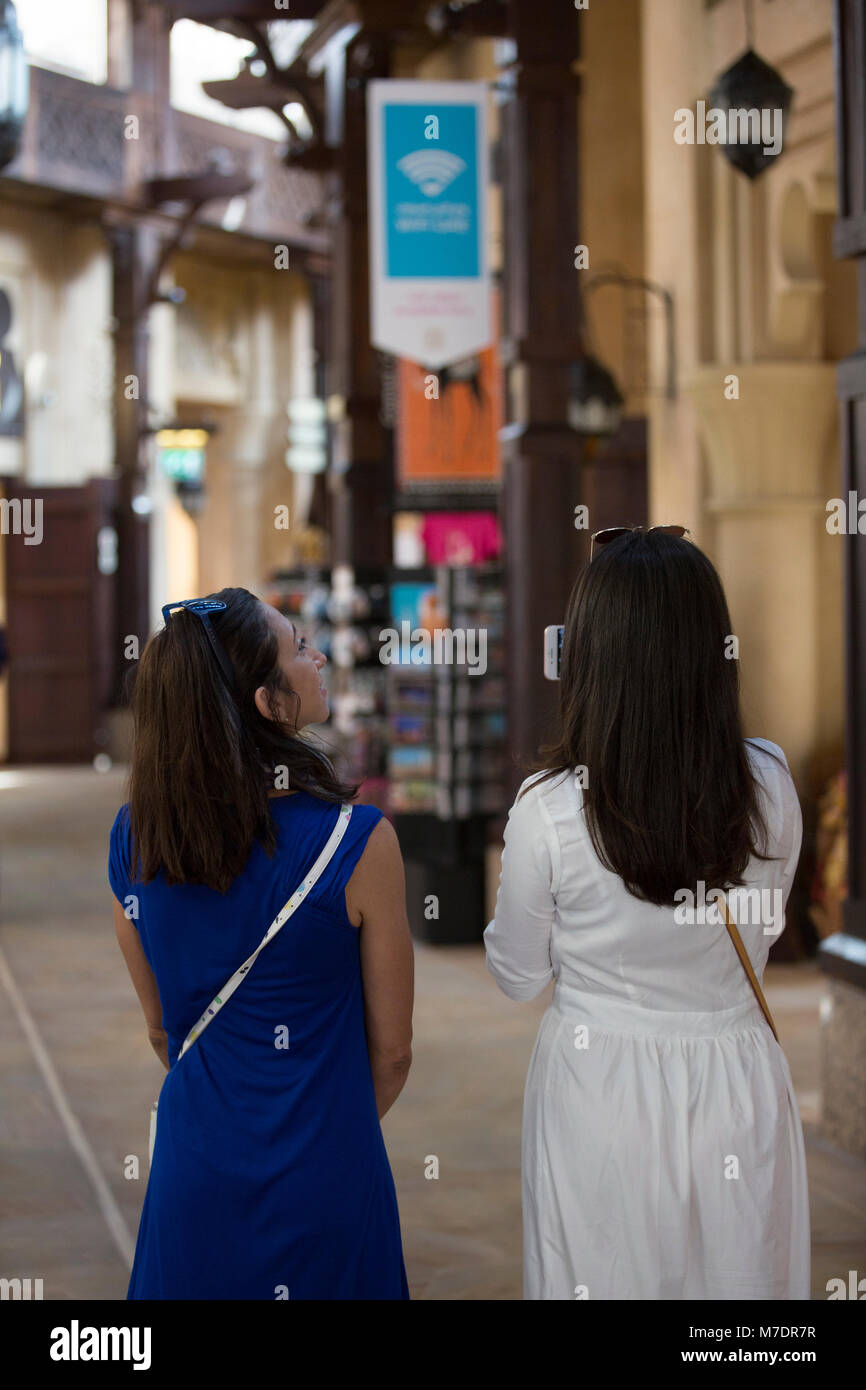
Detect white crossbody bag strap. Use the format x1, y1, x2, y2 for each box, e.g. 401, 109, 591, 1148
179, 802, 354, 1059
149, 803, 353, 1163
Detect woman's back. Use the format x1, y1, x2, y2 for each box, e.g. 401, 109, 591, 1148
512, 738, 801, 1013
487, 738, 801, 1014
111, 792, 378, 1064
110, 791, 409, 1300
485, 737, 809, 1299
485, 531, 810, 1299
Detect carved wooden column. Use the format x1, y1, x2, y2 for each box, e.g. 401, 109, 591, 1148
499, 1, 585, 798
306, 253, 333, 538
107, 0, 171, 693
328, 29, 393, 569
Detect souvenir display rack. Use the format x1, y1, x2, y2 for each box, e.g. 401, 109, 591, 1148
385, 563, 507, 820
385, 561, 508, 943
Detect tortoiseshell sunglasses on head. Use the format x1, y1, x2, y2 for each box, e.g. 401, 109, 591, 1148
589, 525, 691, 562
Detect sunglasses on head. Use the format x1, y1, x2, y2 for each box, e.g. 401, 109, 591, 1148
589, 524, 691, 563
161, 598, 237, 692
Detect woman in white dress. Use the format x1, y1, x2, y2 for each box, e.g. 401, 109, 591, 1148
484, 527, 810, 1300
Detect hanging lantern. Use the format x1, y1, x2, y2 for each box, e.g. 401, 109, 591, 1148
706, 49, 793, 180
567, 356, 625, 438
0, 1, 28, 172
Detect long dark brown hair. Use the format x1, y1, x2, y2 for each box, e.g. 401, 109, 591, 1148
519, 530, 778, 905
126, 587, 360, 893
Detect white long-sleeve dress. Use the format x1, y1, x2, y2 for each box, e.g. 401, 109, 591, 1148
483, 738, 810, 1300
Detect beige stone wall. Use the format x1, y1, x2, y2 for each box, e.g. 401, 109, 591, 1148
641, 0, 851, 797
0, 210, 113, 486
151, 252, 313, 621
580, 0, 645, 415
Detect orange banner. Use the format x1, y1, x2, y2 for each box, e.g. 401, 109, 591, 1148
397, 289, 503, 484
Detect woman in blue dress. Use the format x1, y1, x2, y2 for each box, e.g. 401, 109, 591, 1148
109, 587, 413, 1299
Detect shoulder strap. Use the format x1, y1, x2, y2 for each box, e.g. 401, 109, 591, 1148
177, 802, 354, 1061
721, 899, 780, 1044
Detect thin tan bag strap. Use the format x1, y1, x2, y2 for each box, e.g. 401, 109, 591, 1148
721, 900, 780, 1044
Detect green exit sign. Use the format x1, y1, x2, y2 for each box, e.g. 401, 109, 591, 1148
160, 447, 204, 483
157, 428, 208, 483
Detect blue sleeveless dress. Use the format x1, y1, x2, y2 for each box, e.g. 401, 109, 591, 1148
108, 791, 409, 1300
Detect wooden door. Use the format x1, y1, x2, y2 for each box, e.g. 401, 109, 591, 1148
2, 478, 118, 762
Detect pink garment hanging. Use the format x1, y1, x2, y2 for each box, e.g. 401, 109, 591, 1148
421, 511, 502, 565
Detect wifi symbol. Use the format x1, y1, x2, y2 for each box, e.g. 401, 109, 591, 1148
396, 149, 467, 197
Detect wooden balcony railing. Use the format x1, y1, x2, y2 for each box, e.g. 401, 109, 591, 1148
2, 64, 328, 252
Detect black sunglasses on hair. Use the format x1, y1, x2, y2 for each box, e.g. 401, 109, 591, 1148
589, 524, 690, 562
161, 598, 237, 692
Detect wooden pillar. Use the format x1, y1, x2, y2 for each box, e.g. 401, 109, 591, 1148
499, 1, 586, 799
106, 0, 172, 694
306, 254, 333, 537
107, 220, 154, 699
328, 31, 393, 569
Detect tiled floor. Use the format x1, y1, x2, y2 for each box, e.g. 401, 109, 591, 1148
0, 765, 863, 1300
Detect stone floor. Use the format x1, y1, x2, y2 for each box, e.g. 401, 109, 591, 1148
0, 764, 863, 1300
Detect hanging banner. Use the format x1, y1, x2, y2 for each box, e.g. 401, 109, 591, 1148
367, 79, 490, 370
397, 286, 503, 484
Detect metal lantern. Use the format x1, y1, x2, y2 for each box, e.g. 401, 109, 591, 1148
567, 355, 625, 438
173, 478, 207, 519
0, 1, 28, 172
707, 49, 793, 180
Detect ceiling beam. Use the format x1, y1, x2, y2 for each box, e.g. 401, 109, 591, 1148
426, 0, 507, 40
142, 169, 254, 205
294, 0, 430, 64
162, 1, 324, 22
201, 72, 299, 108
